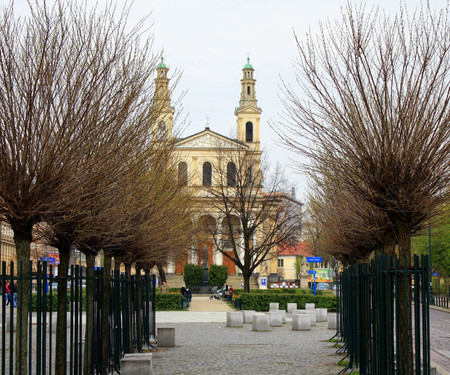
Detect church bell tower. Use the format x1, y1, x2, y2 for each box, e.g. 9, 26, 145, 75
153, 57, 174, 139
234, 58, 262, 150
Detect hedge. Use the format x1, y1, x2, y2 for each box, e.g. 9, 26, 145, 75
31, 290, 87, 312
208, 265, 228, 288
240, 292, 336, 311
155, 292, 185, 311
183, 264, 203, 289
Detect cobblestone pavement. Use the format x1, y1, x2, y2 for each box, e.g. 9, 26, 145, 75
153, 319, 341, 375
430, 307, 450, 375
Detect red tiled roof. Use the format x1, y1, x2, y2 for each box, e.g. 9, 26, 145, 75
277, 241, 314, 257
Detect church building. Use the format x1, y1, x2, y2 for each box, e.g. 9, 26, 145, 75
153, 58, 302, 283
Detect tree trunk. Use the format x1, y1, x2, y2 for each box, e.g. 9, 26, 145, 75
83, 253, 95, 375
55, 247, 70, 375
101, 254, 112, 375
12, 228, 32, 375
396, 220, 413, 374
157, 263, 166, 284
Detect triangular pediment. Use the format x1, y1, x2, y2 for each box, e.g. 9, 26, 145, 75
175, 130, 247, 150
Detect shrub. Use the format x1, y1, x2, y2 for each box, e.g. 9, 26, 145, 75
155, 293, 184, 311
208, 265, 228, 288
183, 264, 203, 289
240, 292, 336, 311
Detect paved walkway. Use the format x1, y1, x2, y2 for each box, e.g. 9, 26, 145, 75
153, 295, 342, 375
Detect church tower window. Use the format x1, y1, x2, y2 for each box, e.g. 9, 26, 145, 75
178, 162, 187, 186
247, 86, 251, 95
246, 122, 253, 142
203, 162, 212, 186
227, 162, 237, 187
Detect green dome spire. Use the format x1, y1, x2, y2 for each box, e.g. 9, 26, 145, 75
157, 57, 167, 69
243, 57, 253, 70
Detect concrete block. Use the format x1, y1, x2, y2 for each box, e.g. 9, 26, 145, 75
226, 311, 243, 327
243, 310, 256, 324
252, 313, 270, 332
157, 327, 175, 347
269, 302, 279, 311
121, 353, 153, 375
280, 310, 286, 324
328, 314, 337, 330
5, 316, 16, 332
292, 314, 311, 331
287, 303, 298, 313
296, 310, 316, 326
316, 308, 327, 322
265, 311, 282, 327
305, 303, 315, 310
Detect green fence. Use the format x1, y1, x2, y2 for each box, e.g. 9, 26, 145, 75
0, 260, 156, 374
336, 254, 430, 375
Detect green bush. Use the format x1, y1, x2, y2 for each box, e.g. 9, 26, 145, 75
208, 265, 228, 288
31, 289, 87, 311
183, 264, 203, 288
240, 292, 336, 311
155, 293, 184, 311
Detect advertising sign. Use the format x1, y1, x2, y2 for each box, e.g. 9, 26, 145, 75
307, 257, 322, 263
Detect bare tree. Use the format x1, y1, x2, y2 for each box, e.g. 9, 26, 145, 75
0, 0, 165, 371
275, 3, 450, 372
202, 149, 301, 292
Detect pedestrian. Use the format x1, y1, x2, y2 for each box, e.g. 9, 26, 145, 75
5, 282, 10, 306
180, 285, 187, 296
160, 281, 169, 293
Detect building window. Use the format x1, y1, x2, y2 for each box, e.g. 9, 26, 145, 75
227, 162, 236, 187
278, 259, 284, 267
203, 162, 212, 186
246, 122, 253, 142
247, 86, 251, 95
245, 168, 252, 186
178, 162, 187, 186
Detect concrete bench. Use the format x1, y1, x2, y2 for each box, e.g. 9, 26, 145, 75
292, 314, 311, 331
157, 327, 175, 347
226, 311, 243, 328
121, 353, 153, 375
316, 308, 328, 322
265, 311, 282, 327
269, 302, 279, 311
243, 310, 256, 324
328, 314, 337, 329
287, 303, 298, 313
252, 313, 270, 332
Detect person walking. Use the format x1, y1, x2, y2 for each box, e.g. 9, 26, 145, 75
4, 282, 10, 305
160, 281, 169, 293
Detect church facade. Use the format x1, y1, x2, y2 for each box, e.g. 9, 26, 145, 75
154, 58, 302, 282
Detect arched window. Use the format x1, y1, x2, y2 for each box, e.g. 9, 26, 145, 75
247, 86, 251, 95
178, 162, 187, 186
246, 121, 253, 142
227, 162, 236, 187
203, 162, 212, 186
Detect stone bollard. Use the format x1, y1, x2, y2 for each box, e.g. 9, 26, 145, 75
157, 327, 175, 347
287, 303, 298, 313
292, 314, 311, 331
328, 314, 337, 330
316, 308, 327, 322
296, 310, 316, 326
265, 311, 282, 327
305, 303, 315, 310
5, 316, 16, 332
243, 310, 256, 324
226, 311, 244, 327
252, 313, 270, 332
280, 310, 286, 324
121, 353, 153, 375
269, 302, 279, 311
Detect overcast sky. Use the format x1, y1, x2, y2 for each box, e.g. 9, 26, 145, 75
11, 0, 449, 202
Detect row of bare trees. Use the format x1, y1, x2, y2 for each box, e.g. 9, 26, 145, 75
275, 2, 450, 372
0, 1, 193, 374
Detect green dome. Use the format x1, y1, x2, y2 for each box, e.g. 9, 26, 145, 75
243, 57, 253, 70
157, 57, 167, 69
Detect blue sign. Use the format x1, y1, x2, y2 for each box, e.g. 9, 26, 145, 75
40, 257, 55, 264
307, 257, 322, 263
260, 278, 267, 286
432, 273, 439, 276
307, 270, 316, 274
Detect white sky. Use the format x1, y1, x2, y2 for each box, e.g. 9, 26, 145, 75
10, 0, 449, 202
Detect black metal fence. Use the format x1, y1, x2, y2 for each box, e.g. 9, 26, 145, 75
430, 294, 449, 309
0, 260, 156, 374
334, 254, 431, 375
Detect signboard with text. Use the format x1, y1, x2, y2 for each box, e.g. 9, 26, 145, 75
307, 257, 322, 263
